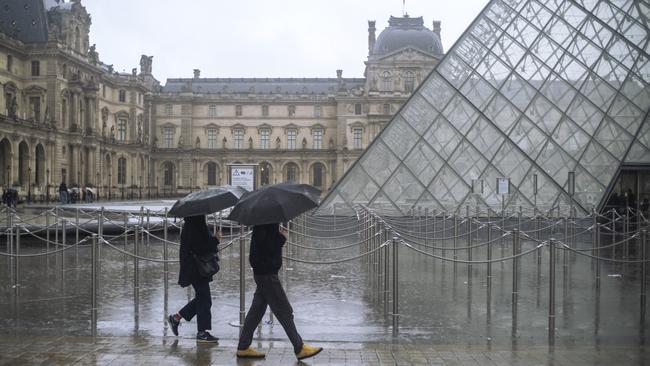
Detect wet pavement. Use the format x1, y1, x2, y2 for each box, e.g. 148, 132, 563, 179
1, 207, 650, 364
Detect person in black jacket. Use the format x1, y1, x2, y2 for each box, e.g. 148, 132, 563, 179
236, 223, 322, 360
167, 215, 220, 343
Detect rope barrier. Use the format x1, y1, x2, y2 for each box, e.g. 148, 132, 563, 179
283, 240, 389, 264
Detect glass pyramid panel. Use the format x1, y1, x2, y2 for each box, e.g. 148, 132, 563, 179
318, 0, 650, 217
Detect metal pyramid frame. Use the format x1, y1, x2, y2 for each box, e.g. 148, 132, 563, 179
319, 0, 650, 216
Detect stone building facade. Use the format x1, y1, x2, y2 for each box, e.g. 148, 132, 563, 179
0, 0, 443, 199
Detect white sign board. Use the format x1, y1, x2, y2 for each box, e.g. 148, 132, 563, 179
229, 165, 255, 192
496, 178, 510, 195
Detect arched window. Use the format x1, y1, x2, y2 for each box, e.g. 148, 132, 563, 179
260, 162, 272, 186
163, 162, 174, 186
404, 71, 415, 92
206, 162, 218, 186
18, 141, 28, 186
284, 163, 299, 183
117, 157, 127, 185
74, 27, 81, 52
0, 138, 11, 186
311, 163, 325, 188
35, 144, 45, 185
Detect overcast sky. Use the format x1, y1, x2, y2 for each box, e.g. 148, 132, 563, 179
83, 0, 489, 83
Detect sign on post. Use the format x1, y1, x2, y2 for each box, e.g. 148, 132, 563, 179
497, 178, 510, 196
228, 164, 257, 192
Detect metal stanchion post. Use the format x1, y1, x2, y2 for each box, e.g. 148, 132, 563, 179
46, 210, 50, 256
146, 209, 151, 247
75, 208, 79, 248
453, 212, 458, 274
512, 228, 519, 334
61, 220, 66, 286
392, 235, 399, 335
124, 212, 129, 265
163, 209, 169, 285
467, 206, 472, 283
134, 225, 140, 307
91, 234, 98, 337
14, 224, 20, 295
384, 227, 390, 317
7, 212, 12, 279
641, 230, 647, 325
487, 221, 492, 317
596, 224, 601, 289
239, 224, 246, 329
549, 238, 556, 345
424, 208, 428, 245
442, 210, 447, 260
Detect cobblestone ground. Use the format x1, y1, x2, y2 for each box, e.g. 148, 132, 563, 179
0, 335, 648, 365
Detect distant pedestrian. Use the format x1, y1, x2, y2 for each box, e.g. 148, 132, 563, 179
59, 182, 68, 204
167, 215, 220, 343
236, 223, 322, 360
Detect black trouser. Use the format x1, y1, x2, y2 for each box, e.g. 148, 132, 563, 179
179, 279, 212, 332
238, 274, 303, 354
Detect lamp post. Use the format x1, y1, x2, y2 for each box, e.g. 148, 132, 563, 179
27, 167, 31, 203
108, 173, 112, 200
6, 164, 9, 188
130, 175, 134, 200
96, 172, 100, 201
46, 168, 50, 203
139, 175, 142, 199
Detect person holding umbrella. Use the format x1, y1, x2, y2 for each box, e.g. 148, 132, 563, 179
230, 183, 323, 360
166, 186, 247, 343
167, 215, 220, 343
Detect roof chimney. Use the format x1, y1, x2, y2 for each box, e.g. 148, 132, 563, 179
336, 69, 343, 79
193, 69, 201, 79
432, 20, 441, 36
368, 20, 376, 55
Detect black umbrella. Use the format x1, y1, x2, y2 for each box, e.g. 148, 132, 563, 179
168, 185, 248, 218
227, 182, 321, 225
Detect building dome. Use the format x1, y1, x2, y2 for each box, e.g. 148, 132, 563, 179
373, 15, 443, 56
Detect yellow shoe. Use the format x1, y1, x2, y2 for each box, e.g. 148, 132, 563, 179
296, 343, 323, 360
236, 347, 266, 359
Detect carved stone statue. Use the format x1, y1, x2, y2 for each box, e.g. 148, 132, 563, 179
248, 137, 253, 149
195, 136, 200, 148
222, 137, 227, 149
88, 44, 99, 63
107, 64, 114, 73
302, 137, 307, 149
329, 137, 335, 149
131, 68, 137, 76
136, 114, 143, 142
140, 55, 153, 74
8, 96, 17, 119
178, 135, 184, 147
109, 125, 115, 140
276, 136, 281, 150
101, 108, 108, 136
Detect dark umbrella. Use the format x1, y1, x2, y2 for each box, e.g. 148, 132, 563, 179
227, 182, 321, 225
168, 185, 248, 218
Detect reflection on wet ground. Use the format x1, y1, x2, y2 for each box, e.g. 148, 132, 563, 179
1, 207, 650, 364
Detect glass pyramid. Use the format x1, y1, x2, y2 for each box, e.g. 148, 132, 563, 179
320, 0, 650, 216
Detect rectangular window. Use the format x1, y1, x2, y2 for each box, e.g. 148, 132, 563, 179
163, 128, 173, 148
118, 119, 127, 142
354, 103, 362, 115
383, 103, 391, 115
31, 60, 40, 76
234, 129, 244, 149
117, 158, 127, 185
287, 129, 297, 150
353, 128, 362, 149
314, 105, 321, 117
288, 105, 296, 116
6, 55, 12, 72
30, 97, 40, 122
207, 129, 217, 149
312, 129, 323, 149
208, 104, 217, 117
102, 84, 106, 98
262, 105, 269, 116
119, 90, 126, 103
165, 104, 173, 116
138, 93, 141, 104
235, 105, 242, 116
260, 129, 270, 149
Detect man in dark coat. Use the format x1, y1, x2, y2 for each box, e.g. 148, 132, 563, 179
167, 215, 220, 342
236, 223, 322, 360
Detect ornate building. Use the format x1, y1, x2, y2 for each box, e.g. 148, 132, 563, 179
0, 0, 443, 199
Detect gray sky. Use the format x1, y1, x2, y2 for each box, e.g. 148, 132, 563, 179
83, 0, 489, 83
